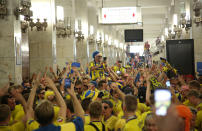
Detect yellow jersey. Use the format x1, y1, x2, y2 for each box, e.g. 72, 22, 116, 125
84, 114, 91, 125
183, 99, 196, 108
113, 66, 125, 74
61, 122, 76, 131
0, 121, 24, 131
89, 61, 105, 80
85, 121, 108, 131
110, 98, 122, 116
123, 116, 142, 131
102, 115, 119, 130
196, 103, 202, 130
26, 116, 83, 131
10, 104, 25, 124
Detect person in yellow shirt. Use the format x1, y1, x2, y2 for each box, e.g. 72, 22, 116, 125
113, 60, 125, 75
26, 77, 84, 131
122, 95, 142, 131
109, 83, 142, 131
114, 96, 142, 131
110, 89, 123, 116
187, 90, 202, 130
0, 104, 25, 131
102, 100, 118, 131
75, 80, 85, 98
142, 113, 158, 131
2, 86, 27, 126
189, 108, 198, 131
89, 51, 106, 81
85, 101, 108, 131
81, 98, 92, 125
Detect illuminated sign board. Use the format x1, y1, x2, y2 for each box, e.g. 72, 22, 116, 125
99, 7, 142, 24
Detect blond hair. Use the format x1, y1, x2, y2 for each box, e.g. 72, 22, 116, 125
35, 100, 54, 125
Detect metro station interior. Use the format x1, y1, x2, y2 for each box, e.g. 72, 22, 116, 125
0, 0, 202, 131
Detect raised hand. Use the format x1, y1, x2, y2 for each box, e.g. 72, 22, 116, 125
67, 78, 76, 96
44, 77, 55, 88
50, 67, 54, 73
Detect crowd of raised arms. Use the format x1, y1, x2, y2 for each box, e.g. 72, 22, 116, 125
0, 50, 202, 131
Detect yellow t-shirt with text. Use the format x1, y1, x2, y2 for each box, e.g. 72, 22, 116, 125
89, 61, 105, 80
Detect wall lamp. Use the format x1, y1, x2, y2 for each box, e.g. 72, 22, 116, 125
193, 0, 202, 26
88, 35, 95, 44
29, 18, 48, 31
96, 36, 102, 47
74, 19, 84, 41
56, 6, 72, 38
88, 25, 95, 44
56, 17, 72, 38
0, 0, 7, 19
74, 30, 84, 41
14, 0, 33, 21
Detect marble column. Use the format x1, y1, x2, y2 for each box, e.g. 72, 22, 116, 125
0, 0, 22, 86
191, 0, 202, 69
55, 0, 75, 68
29, 0, 56, 75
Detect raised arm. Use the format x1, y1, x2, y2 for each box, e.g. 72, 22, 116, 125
146, 74, 152, 105
67, 79, 85, 121
11, 88, 27, 114
50, 67, 59, 81
43, 66, 48, 78
111, 82, 125, 101
107, 68, 117, 82
45, 77, 67, 119
26, 73, 41, 119
45, 77, 67, 120
0, 83, 9, 97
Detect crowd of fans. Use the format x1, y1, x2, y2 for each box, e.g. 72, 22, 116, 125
0, 50, 202, 131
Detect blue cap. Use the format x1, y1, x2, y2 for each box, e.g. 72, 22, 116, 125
92, 51, 100, 59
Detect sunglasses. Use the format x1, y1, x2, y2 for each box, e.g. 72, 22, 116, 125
104, 106, 109, 110
8, 95, 13, 98
75, 88, 82, 90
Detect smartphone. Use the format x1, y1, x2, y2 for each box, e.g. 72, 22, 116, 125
64, 78, 71, 88
166, 80, 171, 87
155, 89, 171, 116
103, 57, 107, 61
